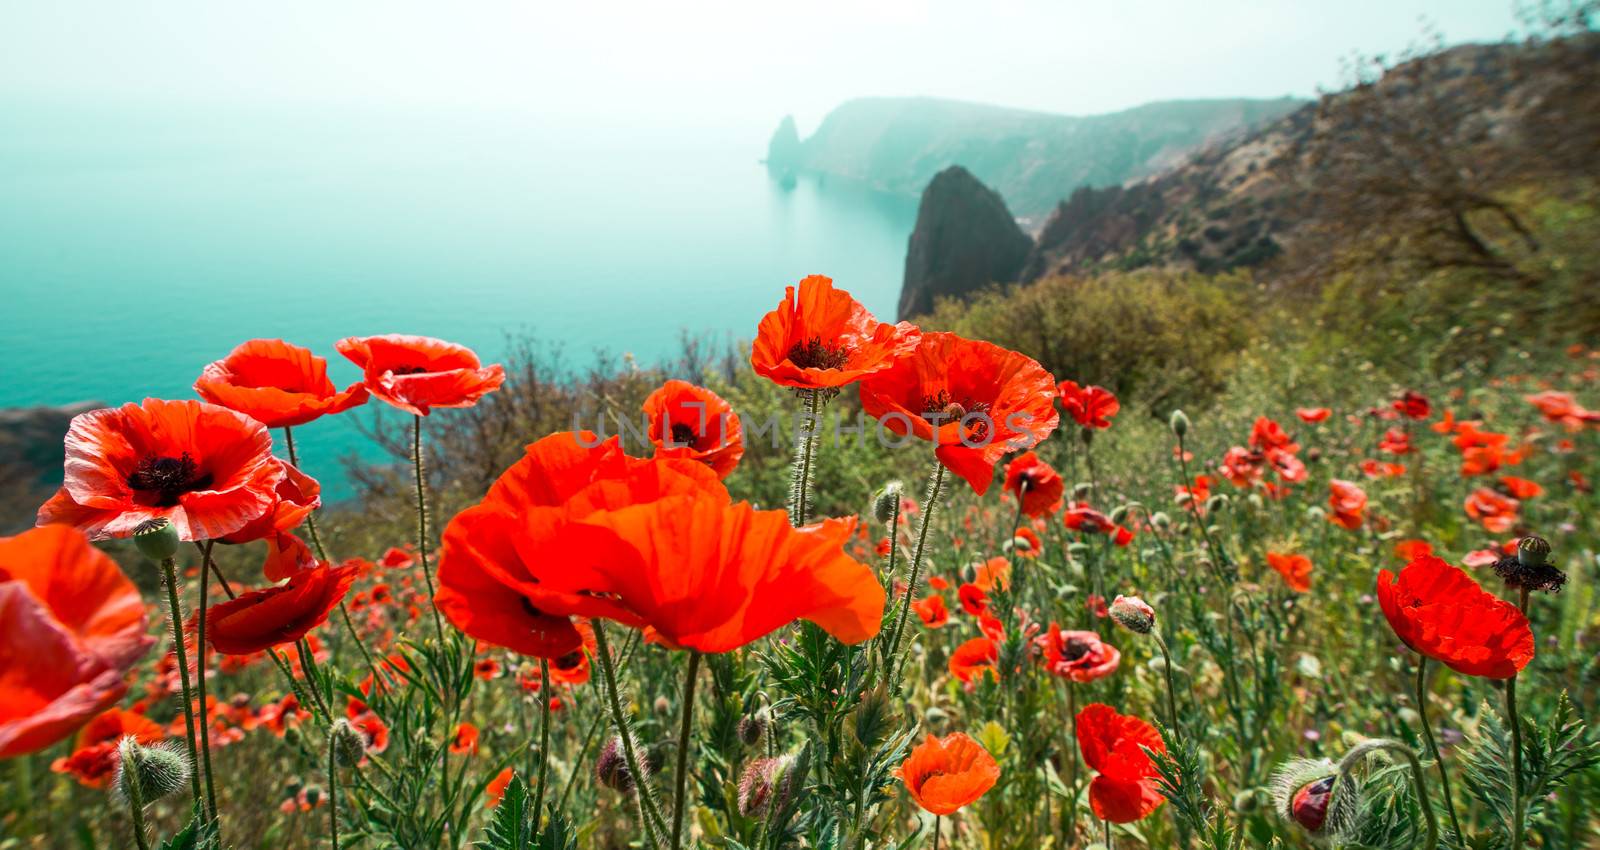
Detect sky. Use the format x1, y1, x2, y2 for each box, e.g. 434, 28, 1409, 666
0, 1, 1526, 133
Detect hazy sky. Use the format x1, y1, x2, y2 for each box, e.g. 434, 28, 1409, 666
1, 1, 1526, 132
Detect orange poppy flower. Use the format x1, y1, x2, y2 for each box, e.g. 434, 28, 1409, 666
750, 274, 921, 390
37, 398, 284, 542
336, 334, 505, 416
912, 594, 950, 628
897, 732, 1000, 815
1003, 451, 1064, 518
1058, 381, 1119, 429
195, 338, 368, 428
434, 432, 720, 658
860, 332, 1059, 494
1327, 479, 1367, 530
1295, 407, 1331, 423
641, 380, 744, 479
0, 524, 153, 671
1037, 626, 1120, 683
485, 767, 515, 808
1377, 555, 1533, 679
0, 592, 125, 757
1265, 552, 1312, 593
1393, 391, 1431, 420
578, 495, 886, 653
49, 708, 165, 788
1464, 487, 1520, 533
948, 636, 999, 685
205, 563, 359, 655
1076, 703, 1167, 823
1011, 526, 1042, 559
449, 722, 479, 755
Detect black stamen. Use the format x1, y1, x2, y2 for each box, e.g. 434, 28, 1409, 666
126, 453, 213, 507
786, 336, 849, 371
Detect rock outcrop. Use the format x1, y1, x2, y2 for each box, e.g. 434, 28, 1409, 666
899, 167, 1031, 319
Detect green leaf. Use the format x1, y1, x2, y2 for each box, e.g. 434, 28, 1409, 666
477, 773, 533, 850
156, 815, 218, 850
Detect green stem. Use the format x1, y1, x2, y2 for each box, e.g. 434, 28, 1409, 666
123, 752, 152, 850
1508, 672, 1524, 850
557, 632, 640, 812
1065, 681, 1079, 842
194, 542, 219, 822
1339, 739, 1437, 850
788, 389, 821, 527
328, 730, 341, 850
592, 622, 667, 847
887, 462, 947, 689
932, 814, 941, 850
671, 650, 702, 850
1414, 657, 1464, 846
532, 657, 553, 824
411, 414, 446, 641
1154, 631, 1182, 737
159, 556, 204, 812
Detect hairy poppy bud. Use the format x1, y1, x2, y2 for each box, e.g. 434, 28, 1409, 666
1006, 534, 1034, 555
872, 482, 905, 524
1170, 410, 1190, 438
329, 719, 369, 767
113, 737, 190, 807
1150, 512, 1171, 531
596, 736, 643, 793
737, 755, 801, 817
1109, 595, 1155, 635
1072, 483, 1093, 500
1108, 505, 1130, 525
1271, 758, 1361, 841
1204, 495, 1228, 514
654, 696, 671, 716
737, 708, 770, 748
133, 517, 181, 561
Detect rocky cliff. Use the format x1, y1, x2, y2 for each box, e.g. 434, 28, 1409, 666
900, 167, 1032, 319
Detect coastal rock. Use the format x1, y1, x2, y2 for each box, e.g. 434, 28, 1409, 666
899, 167, 1031, 319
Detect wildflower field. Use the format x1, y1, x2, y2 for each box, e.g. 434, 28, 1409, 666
3, 271, 1598, 850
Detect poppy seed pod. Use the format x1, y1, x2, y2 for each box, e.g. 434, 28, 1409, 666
1109, 595, 1156, 635
1493, 535, 1567, 594
329, 719, 369, 767
1517, 535, 1551, 567
133, 517, 181, 562
113, 737, 190, 807
1170, 409, 1190, 438
872, 482, 905, 524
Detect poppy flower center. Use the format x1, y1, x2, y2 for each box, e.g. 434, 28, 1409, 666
520, 597, 546, 618
392, 365, 430, 375
1063, 636, 1094, 662
670, 422, 701, 449
126, 453, 214, 507
786, 336, 850, 371
553, 650, 583, 670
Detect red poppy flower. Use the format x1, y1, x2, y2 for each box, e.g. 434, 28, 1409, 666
336, 334, 505, 416
1011, 526, 1042, 559
449, 722, 479, 755
49, 708, 164, 788
0, 584, 129, 757
195, 338, 368, 428
958, 583, 990, 617
37, 399, 284, 542
1037, 626, 1120, 683
949, 637, 999, 685
1394, 539, 1433, 561
1249, 417, 1299, 454
1295, 407, 1331, 424
380, 547, 416, 568
434, 432, 721, 658
485, 767, 515, 808
896, 732, 1000, 816
913, 594, 950, 628
1063, 503, 1135, 546
1394, 391, 1431, 420
1464, 487, 1520, 533
1376, 555, 1534, 679
1003, 452, 1064, 518
860, 332, 1059, 495
349, 711, 389, 754
0, 525, 153, 671
1218, 446, 1264, 488
205, 563, 358, 655
971, 557, 1011, 592
1327, 480, 1367, 530
641, 380, 744, 479
473, 658, 503, 681
1524, 391, 1592, 428
1498, 476, 1543, 499
1265, 552, 1312, 593
750, 274, 921, 390
577, 495, 886, 653
1266, 448, 1307, 484
1058, 381, 1119, 429
1075, 703, 1166, 823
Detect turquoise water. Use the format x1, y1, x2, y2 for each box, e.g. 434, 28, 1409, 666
0, 99, 917, 499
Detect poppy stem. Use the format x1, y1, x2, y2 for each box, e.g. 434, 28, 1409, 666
1338, 738, 1438, 850
282, 425, 331, 561
788, 389, 822, 527
1507, 671, 1525, 850
122, 746, 152, 850
1104, 817, 1113, 849
1153, 630, 1182, 737
532, 657, 552, 827
671, 650, 702, 850
194, 542, 219, 823
1064, 680, 1078, 842
328, 728, 341, 850
592, 622, 669, 847
887, 462, 947, 690
931, 814, 940, 850
1414, 657, 1464, 846
158, 556, 205, 813
410, 415, 446, 642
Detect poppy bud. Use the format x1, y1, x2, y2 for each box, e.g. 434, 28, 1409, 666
737, 708, 770, 748
133, 517, 181, 561
1204, 495, 1228, 514
737, 755, 801, 817
872, 482, 905, 524
1151, 512, 1171, 531
1109, 595, 1155, 635
1067, 542, 1089, 558
654, 696, 671, 716
329, 719, 369, 767
596, 736, 644, 793
113, 737, 190, 807
1170, 410, 1190, 438
1072, 483, 1093, 500
1108, 505, 1130, 525
1006, 535, 1034, 555
1271, 757, 1362, 842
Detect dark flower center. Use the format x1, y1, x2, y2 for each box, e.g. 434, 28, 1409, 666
921, 390, 991, 436
786, 336, 849, 371
520, 597, 546, 618
1491, 554, 1567, 594
392, 365, 430, 375
553, 651, 584, 671
670, 422, 701, 449
126, 453, 213, 507
1063, 636, 1094, 662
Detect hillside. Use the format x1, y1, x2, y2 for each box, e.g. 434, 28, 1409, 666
767, 95, 1305, 224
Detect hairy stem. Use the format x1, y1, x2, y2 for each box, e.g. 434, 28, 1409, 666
159, 556, 205, 812
592, 622, 667, 847
671, 651, 702, 850
788, 389, 822, 527
194, 542, 219, 822
1339, 738, 1438, 850
887, 462, 947, 689
328, 730, 341, 850
532, 657, 553, 824
411, 414, 446, 641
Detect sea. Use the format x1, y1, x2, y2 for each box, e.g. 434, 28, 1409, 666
0, 99, 917, 499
